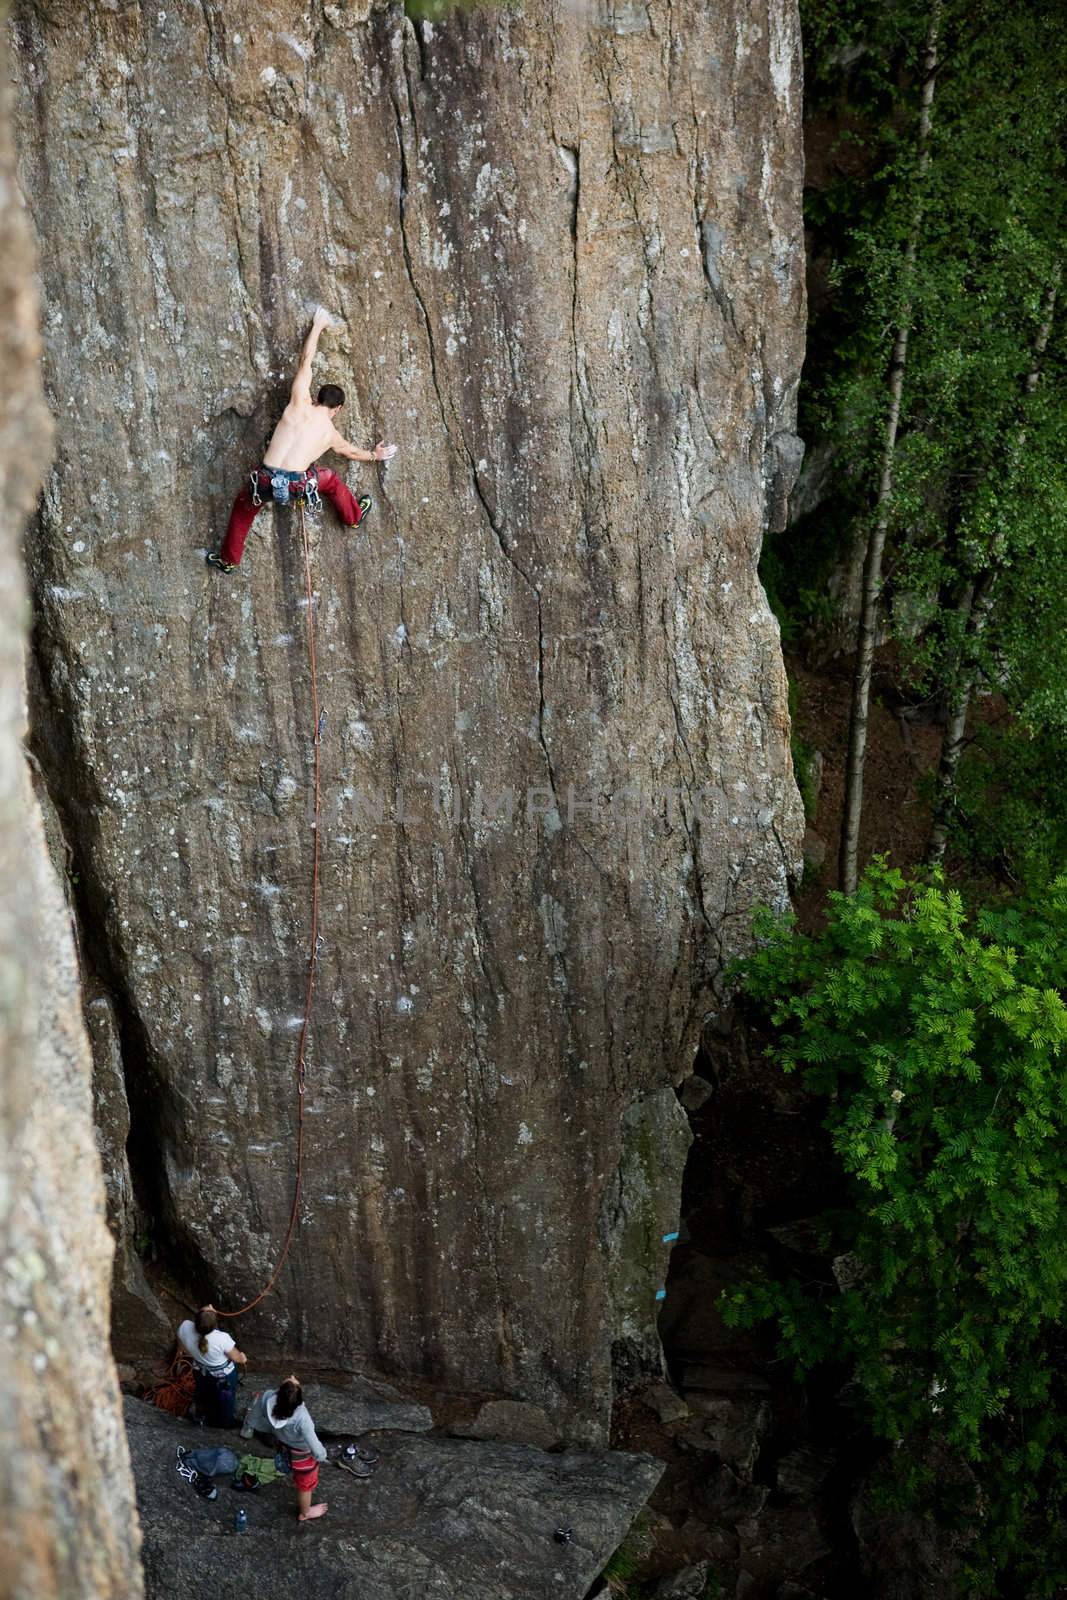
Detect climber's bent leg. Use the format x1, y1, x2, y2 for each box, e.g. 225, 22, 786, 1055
315, 467, 366, 528
219, 485, 264, 566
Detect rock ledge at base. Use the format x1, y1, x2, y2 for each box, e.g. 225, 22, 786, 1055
127, 1397, 663, 1600
241, 1369, 434, 1437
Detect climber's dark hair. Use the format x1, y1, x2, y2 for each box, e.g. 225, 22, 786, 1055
317, 383, 345, 410
274, 1378, 303, 1420
194, 1306, 217, 1356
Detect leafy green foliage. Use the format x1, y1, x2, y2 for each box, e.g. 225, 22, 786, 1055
601, 1544, 639, 1594
767, 0, 1067, 761
932, 717, 1067, 895
404, 0, 503, 20
723, 861, 1067, 1592
599, 1511, 658, 1596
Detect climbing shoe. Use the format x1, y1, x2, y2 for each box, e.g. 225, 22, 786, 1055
356, 495, 373, 525
331, 1442, 380, 1466
205, 552, 237, 574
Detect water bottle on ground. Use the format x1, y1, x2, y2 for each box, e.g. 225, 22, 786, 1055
234, 1507, 248, 1534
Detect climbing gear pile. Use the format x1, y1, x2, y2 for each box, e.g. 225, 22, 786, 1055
218, 497, 323, 1320
234, 1453, 282, 1487
148, 1351, 196, 1416
175, 1445, 218, 1500
184, 1446, 240, 1478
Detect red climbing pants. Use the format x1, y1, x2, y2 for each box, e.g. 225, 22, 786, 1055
220, 467, 364, 567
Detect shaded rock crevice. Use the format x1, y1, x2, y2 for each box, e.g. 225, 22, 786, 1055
24, 606, 207, 1329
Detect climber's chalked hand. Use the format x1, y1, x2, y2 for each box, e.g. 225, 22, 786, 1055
373, 441, 398, 462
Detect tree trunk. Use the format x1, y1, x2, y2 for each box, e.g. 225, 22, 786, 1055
926, 266, 1061, 865
925, 574, 988, 865
839, 0, 943, 894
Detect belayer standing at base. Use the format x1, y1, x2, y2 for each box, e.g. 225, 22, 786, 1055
207, 307, 398, 573
176, 1305, 248, 1426
241, 1374, 330, 1522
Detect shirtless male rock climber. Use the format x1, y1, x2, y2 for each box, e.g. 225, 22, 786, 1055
206, 307, 398, 573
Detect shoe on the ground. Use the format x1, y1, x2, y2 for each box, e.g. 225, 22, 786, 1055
356, 495, 373, 525
329, 1442, 379, 1465
206, 552, 237, 573
193, 1472, 218, 1501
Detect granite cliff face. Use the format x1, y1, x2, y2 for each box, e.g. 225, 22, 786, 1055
0, 59, 142, 1600
10, 0, 805, 1443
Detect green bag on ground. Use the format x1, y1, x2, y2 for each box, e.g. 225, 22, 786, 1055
235, 1454, 280, 1485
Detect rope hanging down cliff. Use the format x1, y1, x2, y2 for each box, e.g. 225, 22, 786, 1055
219, 499, 323, 1319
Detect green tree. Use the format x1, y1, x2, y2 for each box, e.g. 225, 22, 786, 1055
839, 0, 942, 894
723, 862, 1067, 1593
945, 719, 1067, 896
779, 0, 1067, 886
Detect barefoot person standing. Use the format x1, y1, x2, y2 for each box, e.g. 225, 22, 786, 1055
240, 1375, 329, 1522
206, 307, 398, 573
176, 1305, 248, 1426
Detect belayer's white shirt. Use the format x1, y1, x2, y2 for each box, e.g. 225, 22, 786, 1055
177, 1320, 236, 1373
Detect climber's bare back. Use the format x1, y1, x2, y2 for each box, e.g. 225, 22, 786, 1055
262, 398, 342, 474
260, 308, 396, 474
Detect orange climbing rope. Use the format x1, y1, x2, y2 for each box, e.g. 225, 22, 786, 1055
147, 1349, 196, 1415
218, 499, 323, 1319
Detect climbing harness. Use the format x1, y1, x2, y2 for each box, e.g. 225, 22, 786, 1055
249, 462, 322, 513
218, 496, 324, 1319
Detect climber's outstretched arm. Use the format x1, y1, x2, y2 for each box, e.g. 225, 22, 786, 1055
291, 308, 332, 404
329, 430, 398, 464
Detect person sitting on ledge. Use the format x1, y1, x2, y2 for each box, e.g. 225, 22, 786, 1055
241, 1374, 329, 1522
206, 306, 398, 574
